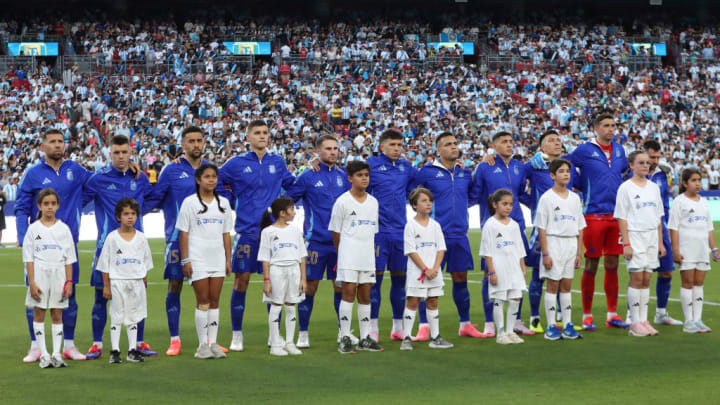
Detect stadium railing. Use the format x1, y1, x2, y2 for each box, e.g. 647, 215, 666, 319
277, 54, 463, 71
485, 54, 661, 73
0, 56, 36, 74
60, 54, 254, 78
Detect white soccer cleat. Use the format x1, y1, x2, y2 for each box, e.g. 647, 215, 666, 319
51, 353, 68, 368
38, 354, 52, 369
337, 329, 360, 345
270, 346, 288, 356
495, 332, 513, 345
284, 343, 302, 355
654, 312, 683, 326
682, 321, 700, 333
194, 343, 214, 359
23, 348, 42, 363
507, 332, 525, 344
230, 332, 244, 352
296, 332, 310, 348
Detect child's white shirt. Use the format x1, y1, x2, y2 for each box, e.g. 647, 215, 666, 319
328, 191, 379, 271
614, 179, 664, 231
257, 223, 308, 266
534, 188, 586, 236
176, 194, 234, 272
96, 230, 153, 279
404, 217, 447, 289
22, 219, 77, 267
479, 216, 527, 293
668, 193, 714, 262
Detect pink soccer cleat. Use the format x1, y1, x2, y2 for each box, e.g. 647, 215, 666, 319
390, 330, 404, 341
62, 346, 87, 361
413, 325, 430, 342
23, 348, 42, 363
458, 323, 486, 338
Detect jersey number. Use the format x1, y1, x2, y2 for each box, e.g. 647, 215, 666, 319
235, 244, 252, 259
167, 249, 180, 264
308, 250, 319, 265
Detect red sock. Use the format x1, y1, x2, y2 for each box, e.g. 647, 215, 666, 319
581, 270, 596, 315
604, 267, 619, 314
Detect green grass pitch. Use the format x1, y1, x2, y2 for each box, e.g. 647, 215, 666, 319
1, 229, 718, 404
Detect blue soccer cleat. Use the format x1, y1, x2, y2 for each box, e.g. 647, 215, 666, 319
582, 317, 597, 331
605, 316, 630, 329
86, 344, 103, 360
562, 323, 582, 339
544, 324, 562, 341
137, 342, 158, 357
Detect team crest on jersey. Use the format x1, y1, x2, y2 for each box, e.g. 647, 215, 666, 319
130, 180, 137, 191
513, 166, 519, 176
66, 170, 74, 181
336, 176, 343, 186
399, 165, 405, 172
616, 149, 621, 157
268, 164, 276, 174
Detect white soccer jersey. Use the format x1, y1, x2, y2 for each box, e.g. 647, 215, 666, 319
328, 191, 379, 271
257, 224, 308, 266
668, 193, 714, 263
404, 217, 447, 289
534, 189, 586, 236
22, 220, 77, 267
176, 194, 234, 272
614, 179, 664, 231
479, 216, 527, 294
96, 230, 153, 279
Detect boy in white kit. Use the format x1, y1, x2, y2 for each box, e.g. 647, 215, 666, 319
614, 151, 666, 337
23, 189, 77, 368
329, 160, 381, 354
534, 159, 585, 341
97, 198, 154, 363
400, 187, 453, 351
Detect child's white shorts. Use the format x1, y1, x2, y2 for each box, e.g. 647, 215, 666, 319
627, 230, 659, 272
109, 279, 147, 325
25, 265, 68, 310
335, 268, 376, 287
539, 236, 578, 281
263, 263, 305, 304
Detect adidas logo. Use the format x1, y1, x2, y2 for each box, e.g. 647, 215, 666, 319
592, 152, 600, 157
554, 206, 560, 211
549, 306, 556, 311
130, 325, 137, 330
415, 234, 421, 238
273, 236, 279, 241
565, 305, 572, 310
696, 297, 703, 302
42, 178, 52, 185
493, 168, 502, 174
689, 208, 695, 213
210, 321, 218, 326
179, 172, 189, 179
405, 315, 413, 320
35, 331, 43, 336
111, 326, 117, 331
56, 330, 63, 336
361, 317, 370, 322
243, 167, 252, 173
632, 303, 640, 307
341, 316, 349, 321
35, 235, 42, 240
433, 315, 440, 319
496, 233, 503, 238
435, 172, 444, 178
107, 184, 117, 190
290, 317, 296, 321
314, 180, 324, 187
273, 318, 280, 323
634, 194, 640, 199
350, 211, 356, 216
379, 165, 387, 171
116, 249, 123, 254
494, 302, 500, 307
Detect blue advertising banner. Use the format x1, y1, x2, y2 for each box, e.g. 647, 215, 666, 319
222, 42, 271, 55
7, 42, 59, 56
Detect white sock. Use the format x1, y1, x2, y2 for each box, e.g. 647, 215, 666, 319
339, 300, 353, 338
370, 318, 379, 334
195, 309, 208, 346
607, 311, 617, 319
392, 318, 402, 332
127, 323, 138, 351
232, 330, 243, 340
268, 305, 282, 348
427, 308, 440, 339
639, 288, 650, 322
358, 304, 371, 340
692, 285, 704, 322
63, 339, 75, 349
530, 315, 540, 322
51, 324, 63, 356
680, 287, 693, 322
493, 300, 505, 334
544, 292, 556, 328
507, 300, 520, 335
459, 321, 469, 329
207, 309, 219, 344
110, 324, 121, 352
628, 287, 641, 325
171, 336, 180, 342
93, 341, 103, 349
31, 340, 39, 350
33, 322, 48, 356
285, 305, 297, 345
656, 307, 667, 316
559, 292, 572, 326
583, 313, 592, 320
402, 308, 416, 339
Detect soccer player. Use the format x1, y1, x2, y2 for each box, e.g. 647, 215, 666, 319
400, 187, 453, 351
534, 159, 585, 340
219, 119, 295, 351
566, 113, 629, 331
23, 188, 76, 368
474, 132, 532, 336
614, 150, 665, 337
285, 135, 350, 348
84, 135, 154, 359
330, 160, 383, 354
258, 197, 308, 356
176, 164, 233, 359
144, 126, 222, 356
97, 198, 153, 363
410, 132, 484, 338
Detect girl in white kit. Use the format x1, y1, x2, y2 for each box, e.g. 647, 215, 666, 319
176, 164, 233, 359
614, 150, 666, 337
479, 189, 527, 345
668, 168, 718, 333
23, 188, 77, 369
258, 196, 307, 357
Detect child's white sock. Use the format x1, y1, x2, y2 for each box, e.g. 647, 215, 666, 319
33, 322, 48, 356
628, 287, 641, 325
559, 292, 572, 326
207, 308, 219, 344
507, 300, 520, 335
285, 305, 297, 345
268, 305, 282, 348
493, 300, 505, 334
392, 318, 402, 333
680, 287, 693, 322
195, 308, 208, 346
402, 308, 416, 339
110, 324, 121, 352
639, 288, 650, 322
339, 300, 353, 338
370, 318, 379, 334
427, 308, 440, 339
544, 292, 556, 328
127, 323, 138, 351
358, 304, 371, 340
51, 323, 63, 356
692, 285, 704, 321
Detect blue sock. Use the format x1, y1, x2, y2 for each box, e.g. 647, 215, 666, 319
390, 275, 406, 320
137, 319, 145, 343
230, 290, 246, 332
91, 289, 108, 342
166, 292, 181, 337
370, 272, 384, 319
482, 277, 493, 323
529, 268, 544, 318
656, 276, 672, 310
334, 290, 342, 327
418, 300, 428, 324
298, 295, 314, 332
62, 284, 78, 340
517, 296, 524, 320
452, 281, 471, 323
26, 307, 35, 342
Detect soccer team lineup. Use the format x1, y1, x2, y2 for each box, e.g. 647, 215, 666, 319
17, 115, 717, 368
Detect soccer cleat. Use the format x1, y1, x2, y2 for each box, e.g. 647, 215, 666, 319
544, 324, 562, 341
695, 320, 712, 333
482, 322, 496, 338
530, 318, 545, 334
368, 330, 380, 343
390, 330, 404, 341
109, 350, 122, 364
284, 343, 302, 356
127, 349, 144, 363
562, 323, 582, 340
38, 354, 53, 369
429, 335, 454, 349
628, 323, 649, 337
683, 321, 700, 333
296, 332, 310, 349
86, 345, 103, 360
194, 343, 214, 359
582, 317, 597, 331
137, 342, 157, 357
62, 346, 86, 361
209, 343, 227, 359
642, 321, 659, 336
230, 332, 244, 352
400, 337, 413, 351
459, 323, 486, 338
270, 346, 288, 356
337, 330, 360, 345
496, 332, 513, 345
513, 320, 536, 336
357, 337, 384, 352
606, 316, 630, 329
51, 353, 68, 368
215, 344, 229, 353
413, 325, 430, 342
338, 336, 355, 354
166, 340, 182, 356
23, 348, 42, 363
507, 332, 524, 344
654, 312, 683, 326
